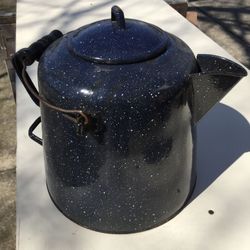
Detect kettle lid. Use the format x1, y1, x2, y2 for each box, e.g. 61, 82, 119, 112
67, 6, 169, 64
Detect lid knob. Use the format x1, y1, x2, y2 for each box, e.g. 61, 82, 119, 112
111, 6, 126, 29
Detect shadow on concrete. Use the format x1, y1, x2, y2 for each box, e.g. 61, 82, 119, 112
190, 103, 250, 200
19, 0, 123, 32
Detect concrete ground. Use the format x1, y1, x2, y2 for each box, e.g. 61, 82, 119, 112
0, 0, 249, 249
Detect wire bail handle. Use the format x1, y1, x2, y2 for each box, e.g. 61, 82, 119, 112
11, 30, 90, 128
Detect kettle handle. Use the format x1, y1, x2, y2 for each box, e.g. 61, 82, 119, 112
12, 30, 90, 126
29, 117, 43, 145
12, 30, 63, 106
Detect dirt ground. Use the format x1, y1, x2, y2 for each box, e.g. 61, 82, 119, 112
189, 0, 250, 68
0, 29, 16, 250
0, 0, 249, 250
0, 1, 16, 249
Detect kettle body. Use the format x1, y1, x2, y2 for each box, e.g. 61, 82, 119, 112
12, 6, 247, 233
40, 80, 196, 233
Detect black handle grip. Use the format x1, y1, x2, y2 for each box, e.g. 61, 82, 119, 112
28, 117, 43, 145
19, 30, 63, 66
11, 30, 63, 106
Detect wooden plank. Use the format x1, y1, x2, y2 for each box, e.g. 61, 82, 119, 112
186, 11, 198, 26
164, 0, 188, 16
0, 12, 15, 24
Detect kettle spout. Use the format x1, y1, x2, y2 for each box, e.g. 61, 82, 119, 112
189, 54, 248, 122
